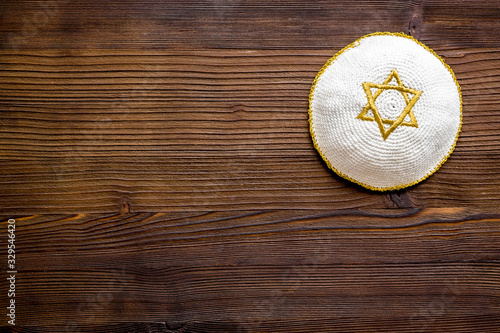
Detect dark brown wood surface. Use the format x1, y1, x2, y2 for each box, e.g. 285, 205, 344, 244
1, 1, 499, 332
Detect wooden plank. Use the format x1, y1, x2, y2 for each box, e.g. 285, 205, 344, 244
1, 1, 500, 50
423, 0, 500, 47
5, 317, 500, 333
0, 49, 499, 213
10, 208, 500, 267
1, 1, 499, 332
4, 323, 169, 333
3, 210, 500, 331
0, 0, 415, 50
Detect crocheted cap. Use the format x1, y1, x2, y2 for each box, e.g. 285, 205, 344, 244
309, 32, 462, 191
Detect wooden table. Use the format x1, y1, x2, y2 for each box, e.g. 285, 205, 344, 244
1, 1, 499, 332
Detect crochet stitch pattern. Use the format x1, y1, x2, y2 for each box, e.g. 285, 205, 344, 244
358, 69, 423, 140
308, 32, 462, 191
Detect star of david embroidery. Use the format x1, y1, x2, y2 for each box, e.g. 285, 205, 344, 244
357, 69, 423, 140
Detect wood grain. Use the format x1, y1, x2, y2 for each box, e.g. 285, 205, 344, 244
0, 48, 499, 213
2, 210, 500, 332
1, 0, 499, 332
1, 0, 500, 50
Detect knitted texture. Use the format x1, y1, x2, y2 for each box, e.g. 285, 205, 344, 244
309, 32, 462, 191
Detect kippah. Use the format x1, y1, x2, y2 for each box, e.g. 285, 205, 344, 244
309, 32, 462, 191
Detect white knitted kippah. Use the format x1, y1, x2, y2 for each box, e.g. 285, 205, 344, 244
309, 32, 462, 191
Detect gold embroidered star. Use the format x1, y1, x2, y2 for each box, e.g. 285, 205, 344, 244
357, 69, 423, 140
